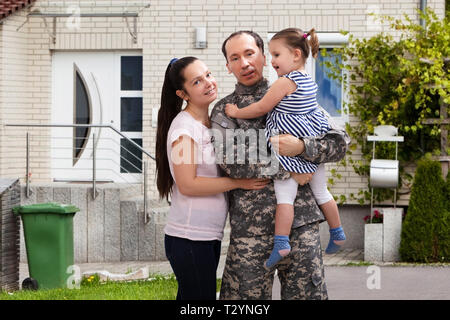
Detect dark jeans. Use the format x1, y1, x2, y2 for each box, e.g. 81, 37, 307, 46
165, 234, 221, 300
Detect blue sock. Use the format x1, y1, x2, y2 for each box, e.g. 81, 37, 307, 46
325, 226, 346, 254
265, 235, 291, 269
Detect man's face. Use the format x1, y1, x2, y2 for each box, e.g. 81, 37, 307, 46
225, 33, 266, 87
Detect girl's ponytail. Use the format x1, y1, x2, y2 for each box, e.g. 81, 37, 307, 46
155, 56, 198, 201
271, 27, 320, 62
307, 28, 319, 59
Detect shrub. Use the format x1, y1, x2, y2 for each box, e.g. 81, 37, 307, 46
323, 9, 449, 204
399, 158, 450, 262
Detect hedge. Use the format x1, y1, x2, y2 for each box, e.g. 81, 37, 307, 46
399, 158, 450, 262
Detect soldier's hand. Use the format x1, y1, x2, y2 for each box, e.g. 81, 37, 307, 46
235, 178, 270, 190
225, 103, 239, 118
270, 134, 305, 157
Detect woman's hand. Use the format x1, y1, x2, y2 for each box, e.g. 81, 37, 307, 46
235, 178, 270, 190
225, 103, 239, 118
270, 134, 305, 157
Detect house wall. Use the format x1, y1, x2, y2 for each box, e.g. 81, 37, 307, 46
0, 0, 446, 205
0, 8, 40, 183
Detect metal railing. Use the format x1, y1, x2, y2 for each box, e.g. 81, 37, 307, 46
4, 123, 155, 223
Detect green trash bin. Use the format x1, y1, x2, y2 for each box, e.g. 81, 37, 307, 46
13, 202, 79, 290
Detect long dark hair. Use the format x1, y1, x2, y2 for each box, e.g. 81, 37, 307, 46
155, 56, 198, 201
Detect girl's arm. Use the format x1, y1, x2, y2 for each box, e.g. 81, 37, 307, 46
171, 135, 269, 196
225, 76, 296, 119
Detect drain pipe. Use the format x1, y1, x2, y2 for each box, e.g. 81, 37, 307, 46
419, 0, 427, 29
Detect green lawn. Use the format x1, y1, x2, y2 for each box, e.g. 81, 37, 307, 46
0, 274, 221, 300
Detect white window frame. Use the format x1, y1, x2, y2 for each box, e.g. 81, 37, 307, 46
267, 32, 349, 127
115, 52, 143, 176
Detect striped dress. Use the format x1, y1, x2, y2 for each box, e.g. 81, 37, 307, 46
265, 70, 330, 174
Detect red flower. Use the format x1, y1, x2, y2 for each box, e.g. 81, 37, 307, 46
364, 210, 383, 224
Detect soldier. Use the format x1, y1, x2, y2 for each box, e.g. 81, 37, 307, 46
211, 30, 349, 300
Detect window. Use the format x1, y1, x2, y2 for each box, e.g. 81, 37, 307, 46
120, 138, 142, 173
267, 32, 349, 126
121, 56, 143, 91
120, 97, 143, 132
119, 55, 143, 174
73, 64, 92, 166
315, 48, 342, 118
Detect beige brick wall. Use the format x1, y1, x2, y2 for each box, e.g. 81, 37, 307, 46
0, 8, 49, 183
0, 0, 446, 204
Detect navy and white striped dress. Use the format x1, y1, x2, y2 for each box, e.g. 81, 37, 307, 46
265, 70, 330, 174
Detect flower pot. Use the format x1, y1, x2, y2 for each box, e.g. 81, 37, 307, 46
364, 207, 404, 262
382, 208, 403, 262
364, 223, 383, 262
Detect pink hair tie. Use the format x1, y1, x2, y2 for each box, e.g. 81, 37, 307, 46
303, 33, 308, 39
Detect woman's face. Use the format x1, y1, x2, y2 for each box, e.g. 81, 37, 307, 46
178, 59, 218, 107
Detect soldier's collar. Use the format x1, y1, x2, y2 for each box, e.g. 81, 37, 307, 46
234, 78, 269, 95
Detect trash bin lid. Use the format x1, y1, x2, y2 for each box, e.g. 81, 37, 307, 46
13, 202, 80, 215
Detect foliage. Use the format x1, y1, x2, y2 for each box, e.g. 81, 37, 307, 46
323, 9, 449, 204
399, 158, 449, 262
80, 274, 100, 287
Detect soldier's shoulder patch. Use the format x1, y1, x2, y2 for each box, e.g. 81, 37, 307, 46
211, 111, 237, 129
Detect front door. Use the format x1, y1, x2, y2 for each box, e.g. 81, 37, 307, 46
51, 51, 143, 183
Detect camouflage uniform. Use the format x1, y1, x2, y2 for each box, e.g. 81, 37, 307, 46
210, 79, 348, 300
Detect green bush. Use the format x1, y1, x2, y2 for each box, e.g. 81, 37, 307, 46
323, 9, 449, 204
399, 158, 450, 262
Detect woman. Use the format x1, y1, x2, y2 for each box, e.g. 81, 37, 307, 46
155, 56, 269, 300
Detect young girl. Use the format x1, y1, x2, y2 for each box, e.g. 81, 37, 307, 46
225, 28, 346, 269
155, 56, 269, 300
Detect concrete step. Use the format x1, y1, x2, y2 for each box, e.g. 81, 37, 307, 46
19, 184, 170, 263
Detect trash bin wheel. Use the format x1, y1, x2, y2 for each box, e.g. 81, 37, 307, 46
22, 277, 39, 291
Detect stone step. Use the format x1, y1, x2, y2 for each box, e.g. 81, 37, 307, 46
19, 184, 171, 263
18, 183, 235, 264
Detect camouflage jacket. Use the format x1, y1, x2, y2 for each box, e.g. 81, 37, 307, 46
210, 78, 348, 238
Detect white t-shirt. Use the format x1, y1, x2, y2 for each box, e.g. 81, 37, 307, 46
164, 111, 228, 241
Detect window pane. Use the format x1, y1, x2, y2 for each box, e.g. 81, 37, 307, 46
121, 56, 142, 90
121, 97, 142, 132
315, 49, 342, 117
74, 71, 91, 164
120, 138, 142, 173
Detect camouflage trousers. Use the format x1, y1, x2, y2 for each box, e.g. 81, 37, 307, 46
219, 222, 328, 300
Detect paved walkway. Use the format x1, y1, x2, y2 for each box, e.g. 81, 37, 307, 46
319, 265, 450, 300
19, 249, 364, 286
19, 249, 450, 300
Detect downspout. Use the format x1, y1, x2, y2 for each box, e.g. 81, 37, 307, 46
419, 0, 427, 29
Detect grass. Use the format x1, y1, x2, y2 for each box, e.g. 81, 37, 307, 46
0, 274, 222, 300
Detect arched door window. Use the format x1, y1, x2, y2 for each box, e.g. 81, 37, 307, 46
73, 63, 92, 166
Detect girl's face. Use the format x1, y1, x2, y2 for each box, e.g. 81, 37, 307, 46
177, 60, 217, 107
269, 38, 302, 77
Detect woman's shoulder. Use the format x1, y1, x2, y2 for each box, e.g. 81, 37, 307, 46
171, 111, 197, 127
168, 111, 203, 144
